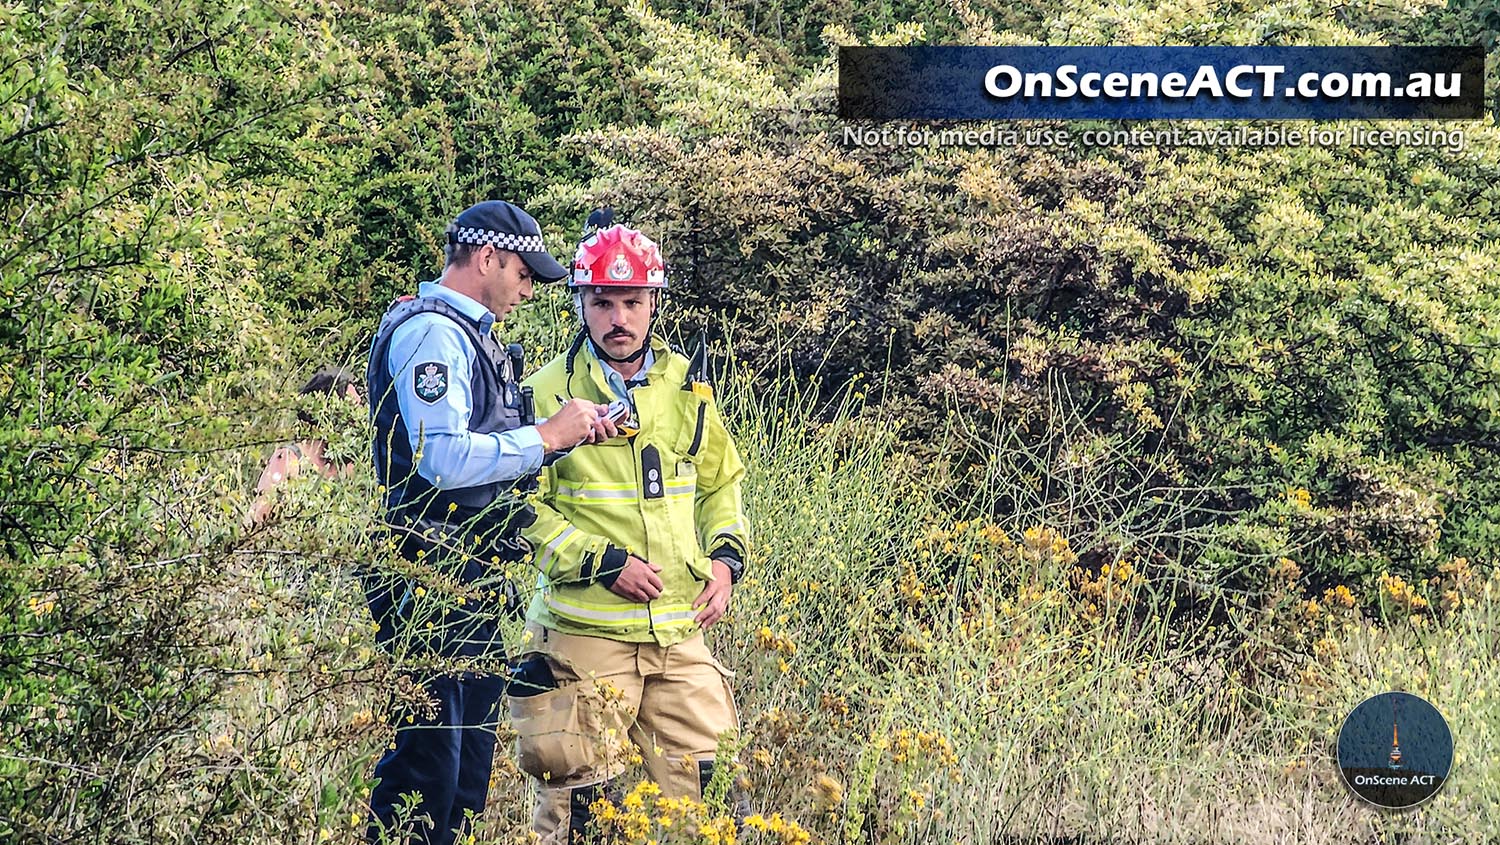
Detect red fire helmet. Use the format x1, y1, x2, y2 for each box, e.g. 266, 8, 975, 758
570, 224, 667, 289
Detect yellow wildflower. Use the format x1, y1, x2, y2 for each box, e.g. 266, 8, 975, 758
811, 773, 843, 810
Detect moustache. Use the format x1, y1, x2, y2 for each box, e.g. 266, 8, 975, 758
605, 329, 634, 340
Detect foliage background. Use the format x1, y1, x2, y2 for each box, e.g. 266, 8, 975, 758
2, 0, 1498, 842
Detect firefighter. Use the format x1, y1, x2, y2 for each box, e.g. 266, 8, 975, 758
510, 218, 751, 842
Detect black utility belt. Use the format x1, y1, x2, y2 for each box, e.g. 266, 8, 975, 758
385, 508, 534, 564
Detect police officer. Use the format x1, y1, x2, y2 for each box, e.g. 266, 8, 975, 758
364, 200, 617, 845
509, 220, 751, 842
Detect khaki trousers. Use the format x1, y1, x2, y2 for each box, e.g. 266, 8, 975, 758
509, 626, 739, 842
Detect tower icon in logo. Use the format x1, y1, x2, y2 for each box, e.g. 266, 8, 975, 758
1386, 693, 1404, 771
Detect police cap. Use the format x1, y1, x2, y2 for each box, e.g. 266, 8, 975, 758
447, 201, 568, 283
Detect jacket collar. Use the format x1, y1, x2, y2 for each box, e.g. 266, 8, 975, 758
419, 281, 496, 334
574, 334, 674, 398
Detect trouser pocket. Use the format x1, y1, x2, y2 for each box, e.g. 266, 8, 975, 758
707, 653, 740, 732
510, 682, 605, 785
357, 568, 410, 654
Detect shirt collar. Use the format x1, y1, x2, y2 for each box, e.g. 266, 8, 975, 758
587, 338, 655, 401
419, 280, 496, 334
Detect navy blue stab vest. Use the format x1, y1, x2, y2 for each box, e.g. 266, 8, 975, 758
366, 295, 526, 524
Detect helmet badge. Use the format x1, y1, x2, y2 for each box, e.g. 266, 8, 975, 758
607, 253, 633, 281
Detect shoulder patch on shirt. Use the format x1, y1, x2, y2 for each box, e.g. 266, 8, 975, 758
413, 361, 449, 404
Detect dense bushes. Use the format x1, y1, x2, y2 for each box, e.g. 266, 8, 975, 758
0, 0, 362, 837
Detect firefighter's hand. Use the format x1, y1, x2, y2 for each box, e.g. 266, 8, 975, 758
538, 399, 610, 451
692, 560, 734, 628
609, 555, 663, 602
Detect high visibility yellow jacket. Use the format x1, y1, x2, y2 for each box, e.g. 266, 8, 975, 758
520, 335, 749, 645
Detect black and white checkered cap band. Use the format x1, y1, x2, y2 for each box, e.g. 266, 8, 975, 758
448, 227, 546, 253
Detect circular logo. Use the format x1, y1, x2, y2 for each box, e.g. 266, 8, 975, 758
607, 253, 633, 281
1336, 691, 1452, 809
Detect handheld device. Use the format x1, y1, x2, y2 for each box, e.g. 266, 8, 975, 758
604, 399, 639, 436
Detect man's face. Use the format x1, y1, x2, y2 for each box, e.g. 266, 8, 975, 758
581, 287, 654, 359
483, 248, 534, 319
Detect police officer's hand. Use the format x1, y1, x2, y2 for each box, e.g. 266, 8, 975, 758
590, 409, 620, 442
609, 554, 664, 602
693, 560, 735, 628
538, 398, 610, 451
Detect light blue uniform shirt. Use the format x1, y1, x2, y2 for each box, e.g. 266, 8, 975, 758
387, 281, 545, 489
587, 339, 654, 404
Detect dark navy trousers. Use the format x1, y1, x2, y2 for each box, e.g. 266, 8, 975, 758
367, 672, 506, 845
